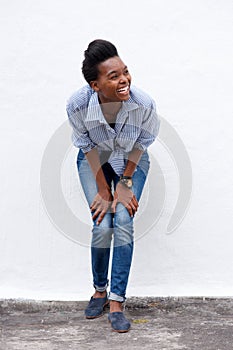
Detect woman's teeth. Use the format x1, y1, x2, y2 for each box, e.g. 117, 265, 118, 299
117, 86, 129, 93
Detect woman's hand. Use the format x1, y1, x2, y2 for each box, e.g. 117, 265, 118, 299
90, 187, 113, 225
111, 182, 139, 217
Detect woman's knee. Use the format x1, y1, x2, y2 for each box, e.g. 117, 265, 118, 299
113, 204, 134, 247
91, 214, 113, 248
113, 203, 133, 228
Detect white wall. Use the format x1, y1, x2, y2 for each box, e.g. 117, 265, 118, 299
1, 0, 233, 300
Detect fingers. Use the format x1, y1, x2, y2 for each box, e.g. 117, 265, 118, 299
90, 194, 110, 225
91, 190, 139, 224
96, 211, 107, 226
90, 195, 105, 213
92, 206, 107, 225
90, 202, 98, 212
111, 194, 118, 214
90, 195, 103, 211
112, 188, 139, 217
120, 195, 139, 217
92, 207, 102, 221
132, 194, 138, 206
90, 198, 99, 211
129, 196, 139, 217
126, 203, 134, 218
131, 195, 139, 212
126, 202, 136, 217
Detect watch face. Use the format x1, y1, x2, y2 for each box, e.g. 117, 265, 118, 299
120, 178, 133, 188
127, 179, 133, 188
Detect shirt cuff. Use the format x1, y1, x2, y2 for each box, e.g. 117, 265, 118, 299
133, 142, 147, 151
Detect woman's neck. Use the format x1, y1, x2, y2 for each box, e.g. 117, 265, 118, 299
99, 99, 122, 123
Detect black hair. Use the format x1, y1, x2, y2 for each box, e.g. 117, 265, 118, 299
82, 39, 119, 84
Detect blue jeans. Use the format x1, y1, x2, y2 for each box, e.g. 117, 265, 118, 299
77, 149, 150, 302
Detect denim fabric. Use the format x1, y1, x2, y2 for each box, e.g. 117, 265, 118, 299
77, 149, 150, 302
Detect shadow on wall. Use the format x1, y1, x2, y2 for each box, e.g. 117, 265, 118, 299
40, 116, 192, 246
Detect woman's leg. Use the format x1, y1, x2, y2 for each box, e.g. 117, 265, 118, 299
109, 204, 134, 302
109, 152, 150, 302
77, 150, 114, 292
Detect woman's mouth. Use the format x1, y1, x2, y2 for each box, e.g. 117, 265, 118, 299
116, 85, 130, 96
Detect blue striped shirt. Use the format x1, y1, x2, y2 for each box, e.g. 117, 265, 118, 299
66, 85, 160, 175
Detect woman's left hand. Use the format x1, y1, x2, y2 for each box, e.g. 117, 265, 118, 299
111, 182, 138, 217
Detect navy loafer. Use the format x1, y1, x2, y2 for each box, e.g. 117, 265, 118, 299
108, 312, 131, 333
85, 295, 109, 319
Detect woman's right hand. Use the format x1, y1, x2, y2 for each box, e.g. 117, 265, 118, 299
90, 187, 113, 225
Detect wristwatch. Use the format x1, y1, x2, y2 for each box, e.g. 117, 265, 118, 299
119, 176, 133, 189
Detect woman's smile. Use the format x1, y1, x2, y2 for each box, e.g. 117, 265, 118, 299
90, 56, 132, 103
116, 85, 130, 97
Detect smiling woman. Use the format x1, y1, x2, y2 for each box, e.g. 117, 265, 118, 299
91, 56, 131, 103
66, 39, 160, 333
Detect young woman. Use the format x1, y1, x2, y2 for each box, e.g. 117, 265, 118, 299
67, 39, 160, 333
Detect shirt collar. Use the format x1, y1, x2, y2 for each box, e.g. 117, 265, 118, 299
86, 91, 139, 123
86, 92, 106, 123
122, 95, 139, 112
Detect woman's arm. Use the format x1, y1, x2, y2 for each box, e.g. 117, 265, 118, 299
111, 148, 143, 217
67, 104, 113, 225
111, 102, 159, 216
85, 148, 110, 191
85, 148, 113, 225
123, 148, 143, 177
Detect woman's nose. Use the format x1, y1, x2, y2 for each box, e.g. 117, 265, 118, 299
119, 74, 128, 83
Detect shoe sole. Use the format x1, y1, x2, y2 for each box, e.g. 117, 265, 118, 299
85, 301, 109, 319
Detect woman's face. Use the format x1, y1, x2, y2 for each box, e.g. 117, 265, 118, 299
90, 56, 132, 103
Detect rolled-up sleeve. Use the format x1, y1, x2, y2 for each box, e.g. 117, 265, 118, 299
134, 101, 160, 151
66, 104, 96, 153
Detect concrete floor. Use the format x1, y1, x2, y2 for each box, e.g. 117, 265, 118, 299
1, 297, 233, 350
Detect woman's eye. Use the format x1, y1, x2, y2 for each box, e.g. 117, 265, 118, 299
124, 70, 129, 74
110, 75, 118, 80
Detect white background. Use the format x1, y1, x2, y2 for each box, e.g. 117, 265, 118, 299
1, 0, 233, 300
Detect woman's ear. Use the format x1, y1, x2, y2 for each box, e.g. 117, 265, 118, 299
90, 81, 99, 92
